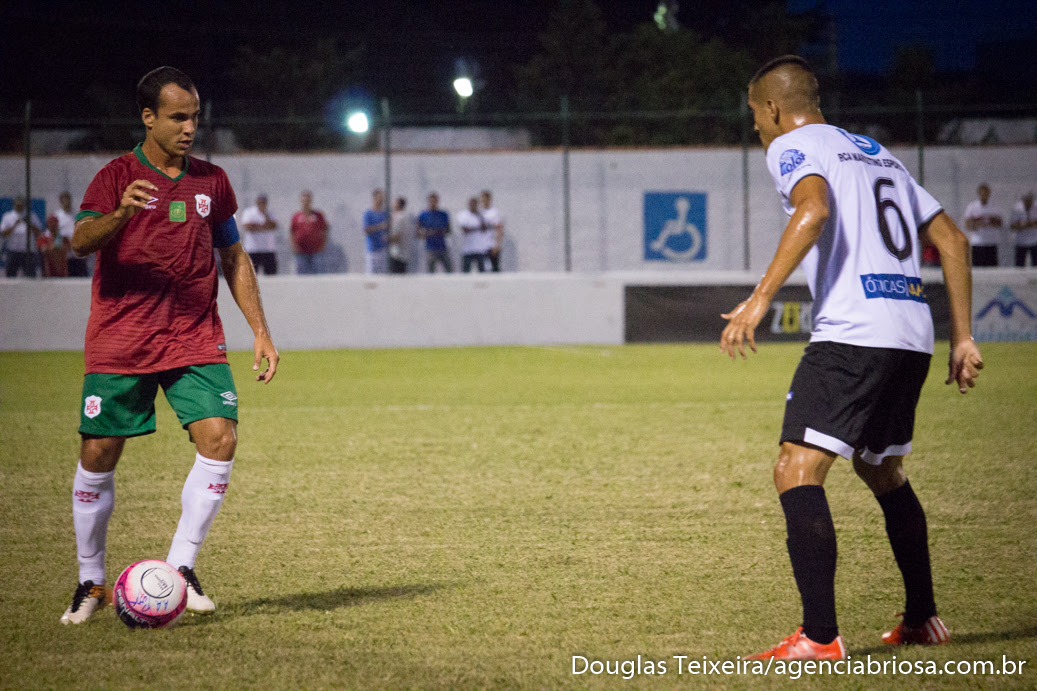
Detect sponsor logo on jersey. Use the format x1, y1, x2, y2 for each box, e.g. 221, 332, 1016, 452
643, 192, 708, 262
220, 391, 238, 406
74, 489, 101, 503
207, 482, 229, 495
860, 273, 926, 302
837, 128, 882, 155
84, 395, 102, 418
169, 201, 187, 222
195, 194, 212, 218
779, 149, 806, 176
145, 195, 159, 210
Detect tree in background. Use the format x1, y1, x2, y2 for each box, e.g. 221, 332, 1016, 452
227, 39, 363, 150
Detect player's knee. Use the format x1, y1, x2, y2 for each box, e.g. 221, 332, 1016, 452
196, 422, 237, 461
853, 454, 906, 495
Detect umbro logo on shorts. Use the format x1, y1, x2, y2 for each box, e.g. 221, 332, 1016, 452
220, 391, 238, 406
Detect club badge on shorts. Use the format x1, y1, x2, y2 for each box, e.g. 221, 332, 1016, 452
84, 395, 102, 419
195, 194, 212, 218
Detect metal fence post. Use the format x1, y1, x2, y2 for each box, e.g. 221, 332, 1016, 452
915, 90, 925, 186
561, 95, 571, 272
382, 98, 392, 218
740, 100, 751, 271
24, 100, 34, 261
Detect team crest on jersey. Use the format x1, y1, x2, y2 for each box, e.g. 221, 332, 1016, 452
195, 194, 212, 217
84, 395, 102, 419
779, 149, 806, 176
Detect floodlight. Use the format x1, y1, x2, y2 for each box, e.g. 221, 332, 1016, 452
453, 77, 474, 99
346, 111, 370, 134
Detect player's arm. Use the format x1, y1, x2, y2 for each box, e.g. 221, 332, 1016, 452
71, 180, 158, 257
720, 175, 830, 359
364, 215, 386, 235
218, 239, 279, 384
921, 212, 983, 393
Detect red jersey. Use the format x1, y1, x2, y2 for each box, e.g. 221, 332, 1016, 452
78, 144, 237, 374
290, 210, 328, 255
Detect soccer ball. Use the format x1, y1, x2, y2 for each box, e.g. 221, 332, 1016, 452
113, 560, 188, 629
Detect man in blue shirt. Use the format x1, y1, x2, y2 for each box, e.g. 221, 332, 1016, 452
362, 188, 389, 274
417, 192, 452, 273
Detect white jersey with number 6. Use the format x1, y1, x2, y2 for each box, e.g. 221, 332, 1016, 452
766, 124, 943, 354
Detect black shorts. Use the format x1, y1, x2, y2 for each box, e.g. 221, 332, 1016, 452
249, 251, 278, 275
781, 341, 931, 465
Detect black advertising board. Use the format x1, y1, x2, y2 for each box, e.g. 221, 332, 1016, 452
625, 284, 950, 343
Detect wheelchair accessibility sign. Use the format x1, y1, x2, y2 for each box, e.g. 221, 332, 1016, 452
644, 192, 707, 262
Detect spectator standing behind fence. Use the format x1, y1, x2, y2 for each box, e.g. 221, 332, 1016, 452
480, 190, 504, 272
1010, 191, 1037, 267
290, 190, 327, 275
240, 194, 279, 275
963, 183, 1003, 267
418, 192, 452, 273
388, 196, 414, 274
55, 192, 89, 276
363, 189, 390, 275
458, 196, 489, 272
40, 214, 68, 277
1, 195, 43, 277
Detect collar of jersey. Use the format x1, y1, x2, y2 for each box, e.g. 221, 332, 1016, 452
133, 143, 189, 182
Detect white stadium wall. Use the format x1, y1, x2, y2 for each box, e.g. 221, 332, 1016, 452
2, 144, 1035, 274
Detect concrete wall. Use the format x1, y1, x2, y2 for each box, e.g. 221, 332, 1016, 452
2, 270, 1032, 352
2, 144, 1035, 274
0, 274, 625, 351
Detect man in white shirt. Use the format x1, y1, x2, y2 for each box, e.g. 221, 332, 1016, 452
388, 196, 415, 274
962, 183, 1003, 267
457, 197, 488, 272
480, 190, 505, 272
721, 55, 982, 661
55, 191, 89, 276
1, 195, 44, 277
1010, 191, 1037, 267
240, 194, 278, 275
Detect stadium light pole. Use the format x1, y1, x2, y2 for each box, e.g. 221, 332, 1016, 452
453, 77, 473, 114
561, 95, 571, 272
24, 100, 33, 260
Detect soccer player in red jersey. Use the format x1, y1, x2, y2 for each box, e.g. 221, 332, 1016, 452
60, 67, 279, 624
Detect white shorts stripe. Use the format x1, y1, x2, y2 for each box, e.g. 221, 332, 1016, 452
860, 442, 913, 466
803, 427, 855, 459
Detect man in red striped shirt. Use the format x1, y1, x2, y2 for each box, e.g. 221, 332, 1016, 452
60, 67, 279, 624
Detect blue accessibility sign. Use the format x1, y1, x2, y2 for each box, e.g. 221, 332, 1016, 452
644, 192, 707, 262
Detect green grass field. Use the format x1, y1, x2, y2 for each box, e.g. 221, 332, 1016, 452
1, 343, 1035, 689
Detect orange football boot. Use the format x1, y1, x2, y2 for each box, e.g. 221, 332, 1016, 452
881, 614, 950, 645
747, 627, 847, 660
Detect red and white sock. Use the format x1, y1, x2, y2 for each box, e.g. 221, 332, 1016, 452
72, 461, 115, 585
166, 453, 233, 569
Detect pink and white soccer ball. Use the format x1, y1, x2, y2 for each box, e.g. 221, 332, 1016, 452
113, 560, 188, 629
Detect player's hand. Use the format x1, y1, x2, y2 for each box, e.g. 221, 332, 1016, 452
720, 293, 770, 360
117, 180, 158, 220
253, 333, 279, 383
946, 337, 983, 394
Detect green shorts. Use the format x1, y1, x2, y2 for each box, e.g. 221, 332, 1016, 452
79, 363, 238, 437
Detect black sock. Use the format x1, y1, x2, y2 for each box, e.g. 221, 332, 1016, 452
877, 481, 937, 628
779, 485, 838, 645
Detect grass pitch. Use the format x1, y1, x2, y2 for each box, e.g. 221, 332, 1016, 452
1, 343, 1035, 689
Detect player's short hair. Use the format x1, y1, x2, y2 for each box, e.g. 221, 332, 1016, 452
749, 55, 815, 86
136, 67, 196, 114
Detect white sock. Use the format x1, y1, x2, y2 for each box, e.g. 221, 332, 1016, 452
73, 461, 115, 585
166, 453, 233, 570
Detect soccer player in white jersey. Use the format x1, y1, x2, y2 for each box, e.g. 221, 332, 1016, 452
720, 56, 984, 660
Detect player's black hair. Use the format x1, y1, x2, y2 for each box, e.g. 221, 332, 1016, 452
136, 66, 196, 114
749, 55, 815, 86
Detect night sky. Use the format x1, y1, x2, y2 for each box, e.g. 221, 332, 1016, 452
2, 0, 1035, 118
